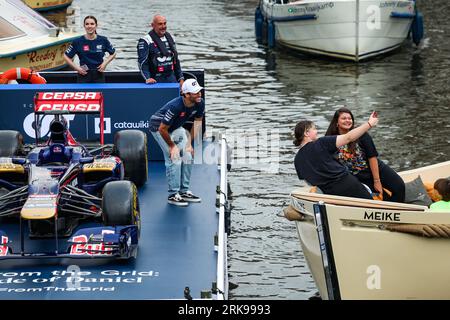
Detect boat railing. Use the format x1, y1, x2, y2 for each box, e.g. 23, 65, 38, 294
291, 190, 428, 212
216, 135, 229, 300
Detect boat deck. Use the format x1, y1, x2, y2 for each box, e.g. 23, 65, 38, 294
0, 161, 221, 300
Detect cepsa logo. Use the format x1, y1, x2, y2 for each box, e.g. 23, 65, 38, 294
38, 92, 100, 100
23, 114, 75, 138
35, 92, 102, 113
36, 103, 101, 113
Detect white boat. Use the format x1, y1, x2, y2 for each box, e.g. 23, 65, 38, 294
285, 161, 450, 299
0, 0, 80, 72
256, 0, 423, 61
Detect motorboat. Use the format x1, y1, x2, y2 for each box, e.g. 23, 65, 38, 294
285, 160, 450, 299
0, 0, 80, 72
22, 0, 72, 11
255, 0, 424, 61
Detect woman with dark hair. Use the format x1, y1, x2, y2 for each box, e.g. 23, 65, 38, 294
325, 107, 405, 202
294, 112, 378, 199
64, 16, 116, 83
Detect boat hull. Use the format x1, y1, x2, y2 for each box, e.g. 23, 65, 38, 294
260, 0, 415, 61
22, 0, 73, 11
0, 41, 72, 72
290, 161, 450, 299
0, 0, 81, 72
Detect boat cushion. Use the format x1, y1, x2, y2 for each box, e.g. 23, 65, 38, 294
405, 175, 433, 206
309, 186, 323, 194
423, 181, 442, 202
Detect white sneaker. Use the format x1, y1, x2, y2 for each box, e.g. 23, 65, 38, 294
180, 191, 201, 203
168, 193, 189, 206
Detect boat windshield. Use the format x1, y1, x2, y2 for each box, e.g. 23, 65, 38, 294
6, 0, 57, 30
0, 16, 26, 40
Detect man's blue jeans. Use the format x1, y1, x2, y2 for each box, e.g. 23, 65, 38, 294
151, 127, 192, 195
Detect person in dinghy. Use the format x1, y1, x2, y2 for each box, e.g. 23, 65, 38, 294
325, 107, 405, 203
294, 111, 378, 199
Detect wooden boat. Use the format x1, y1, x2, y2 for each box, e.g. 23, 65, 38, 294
256, 0, 424, 61
22, 0, 72, 12
0, 0, 80, 72
286, 160, 450, 299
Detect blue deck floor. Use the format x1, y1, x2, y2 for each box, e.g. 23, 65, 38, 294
0, 161, 220, 300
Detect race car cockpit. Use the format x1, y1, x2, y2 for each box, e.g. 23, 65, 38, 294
38, 143, 73, 165
38, 117, 73, 165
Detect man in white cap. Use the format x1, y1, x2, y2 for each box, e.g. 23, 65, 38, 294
150, 78, 204, 206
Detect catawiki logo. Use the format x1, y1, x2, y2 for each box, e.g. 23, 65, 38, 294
94, 117, 111, 134
114, 121, 150, 129
94, 118, 149, 134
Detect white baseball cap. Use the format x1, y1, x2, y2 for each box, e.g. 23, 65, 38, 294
181, 78, 203, 94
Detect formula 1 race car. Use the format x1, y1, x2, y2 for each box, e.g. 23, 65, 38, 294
0, 92, 147, 259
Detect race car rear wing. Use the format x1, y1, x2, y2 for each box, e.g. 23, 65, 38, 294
34, 92, 105, 144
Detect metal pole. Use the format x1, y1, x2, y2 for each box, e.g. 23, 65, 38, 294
216, 135, 228, 300
355, 0, 360, 61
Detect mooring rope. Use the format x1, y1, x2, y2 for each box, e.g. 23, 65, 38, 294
385, 223, 450, 238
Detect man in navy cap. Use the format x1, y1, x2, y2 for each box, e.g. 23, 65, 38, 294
150, 79, 204, 206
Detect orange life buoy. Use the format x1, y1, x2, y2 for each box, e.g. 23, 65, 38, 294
0, 68, 47, 84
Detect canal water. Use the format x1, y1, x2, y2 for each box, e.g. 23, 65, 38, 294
44, 0, 450, 299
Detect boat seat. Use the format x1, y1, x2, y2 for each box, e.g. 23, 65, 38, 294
309, 183, 382, 200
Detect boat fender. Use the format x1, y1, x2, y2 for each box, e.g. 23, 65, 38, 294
412, 11, 424, 46
268, 20, 276, 48
225, 201, 231, 235
261, 18, 268, 45
0, 68, 47, 85
282, 205, 305, 221
255, 6, 263, 43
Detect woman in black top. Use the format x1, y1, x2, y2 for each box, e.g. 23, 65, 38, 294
294, 112, 378, 199
325, 107, 405, 202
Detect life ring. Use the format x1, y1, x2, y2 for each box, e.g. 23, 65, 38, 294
0, 68, 47, 84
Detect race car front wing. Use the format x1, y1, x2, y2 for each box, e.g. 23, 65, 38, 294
0, 226, 139, 260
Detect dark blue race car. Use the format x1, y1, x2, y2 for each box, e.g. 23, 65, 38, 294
0, 92, 147, 259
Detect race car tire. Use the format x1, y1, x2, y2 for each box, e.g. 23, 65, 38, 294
0, 130, 23, 157
102, 181, 140, 236
114, 130, 148, 187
